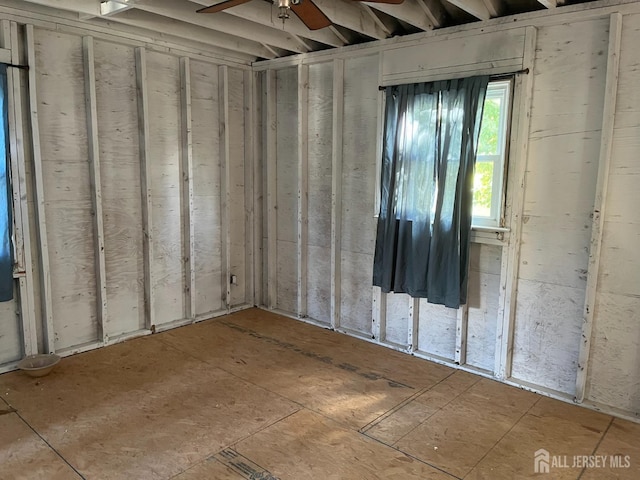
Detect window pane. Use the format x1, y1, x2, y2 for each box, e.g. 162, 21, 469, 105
477, 97, 501, 156
473, 160, 494, 218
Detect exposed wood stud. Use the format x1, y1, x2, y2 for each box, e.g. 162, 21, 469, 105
266, 70, 277, 310
245, 69, 256, 307
575, 12, 623, 404
330, 58, 344, 331
219, 65, 232, 310
455, 302, 469, 364
82, 36, 108, 343
134, 46, 155, 331
297, 63, 309, 319
5, 21, 37, 355
26, 24, 55, 353
179, 57, 196, 322
495, 26, 537, 379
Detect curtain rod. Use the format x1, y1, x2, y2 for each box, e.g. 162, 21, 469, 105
378, 68, 529, 90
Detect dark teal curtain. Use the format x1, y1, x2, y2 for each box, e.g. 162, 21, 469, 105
373, 76, 489, 308
0, 66, 12, 301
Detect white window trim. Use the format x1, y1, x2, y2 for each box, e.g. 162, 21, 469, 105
471, 79, 512, 229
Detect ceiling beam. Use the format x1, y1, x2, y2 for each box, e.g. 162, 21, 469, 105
359, 4, 394, 36
101, 9, 279, 57
16, 0, 274, 59
536, 0, 557, 8
122, 0, 308, 53
444, 0, 491, 20
416, 0, 448, 28
187, 0, 344, 47
101, 1, 134, 17
364, 0, 434, 31
311, 0, 389, 40
481, 0, 504, 17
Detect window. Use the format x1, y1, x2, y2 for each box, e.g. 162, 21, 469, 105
472, 79, 512, 228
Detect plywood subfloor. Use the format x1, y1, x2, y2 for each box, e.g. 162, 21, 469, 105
0, 308, 637, 479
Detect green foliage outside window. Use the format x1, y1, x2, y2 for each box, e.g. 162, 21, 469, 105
473, 98, 501, 217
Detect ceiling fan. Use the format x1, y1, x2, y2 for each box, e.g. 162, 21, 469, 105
197, 0, 404, 31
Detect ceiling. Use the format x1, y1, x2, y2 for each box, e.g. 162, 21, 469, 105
13, 0, 598, 61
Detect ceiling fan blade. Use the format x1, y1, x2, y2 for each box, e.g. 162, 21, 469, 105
290, 0, 332, 30
197, 0, 252, 14
352, 0, 404, 4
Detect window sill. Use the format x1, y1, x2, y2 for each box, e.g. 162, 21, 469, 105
470, 226, 509, 246
471, 225, 510, 233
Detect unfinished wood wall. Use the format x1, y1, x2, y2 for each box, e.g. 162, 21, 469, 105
0, 20, 253, 368
259, 5, 640, 421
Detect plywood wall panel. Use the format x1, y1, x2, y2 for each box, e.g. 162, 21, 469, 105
584, 14, 640, 416
466, 271, 499, 372
512, 279, 583, 394
385, 293, 409, 346
275, 67, 298, 312
94, 39, 145, 337
306, 62, 333, 324
466, 244, 501, 372
190, 60, 223, 316
511, 19, 608, 395
340, 252, 373, 335
146, 51, 185, 326
34, 29, 98, 350
338, 56, 377, 335
417, 300, 456, 360
587, 292, 640, 414
529, 20, 608, 140
0, 287, 20, 364
227, 68, 247, 307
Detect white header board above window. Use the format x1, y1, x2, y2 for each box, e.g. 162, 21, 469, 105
380, 28, 526, 86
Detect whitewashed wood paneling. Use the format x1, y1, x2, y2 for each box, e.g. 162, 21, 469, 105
587, 292, 640, 413
385, 293, 410, 347
585, 14, 640, 416
275, 67, 298, 313
227, 67, 247, 308
94, 39, 145, 338
339, 55, 377, 336
146, 51, 185, 326
512, 279, 584, 394
0, 286, 20, 364
417, 300, 457, 360
35, 29, 99, 350
306, 62, 333, 325
191, 60, 224, 316
510, 18, 609, 396
381, 28, 526, 85
466, 244, 501, 372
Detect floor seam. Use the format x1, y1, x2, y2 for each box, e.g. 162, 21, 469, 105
359, 369, 458, 434
459, 396, 543, 479
389, 375, 483, 447
576, 416, 615, 480
11, 409, 87, 480
361, 430, 463, 480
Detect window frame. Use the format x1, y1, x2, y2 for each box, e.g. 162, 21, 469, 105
471, 79, 513, 229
